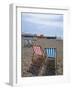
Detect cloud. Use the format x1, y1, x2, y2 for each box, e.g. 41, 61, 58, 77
22, 13, 63, 22
22, 13, 63, 28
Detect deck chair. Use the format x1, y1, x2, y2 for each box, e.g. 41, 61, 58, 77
28, 45, 46, 76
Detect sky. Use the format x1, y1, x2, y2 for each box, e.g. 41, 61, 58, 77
21, 13, 63, 38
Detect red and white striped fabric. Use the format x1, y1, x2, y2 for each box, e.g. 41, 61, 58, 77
33, 46, 43, 55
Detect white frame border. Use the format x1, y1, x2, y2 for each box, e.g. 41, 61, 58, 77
9, 4, 70, 86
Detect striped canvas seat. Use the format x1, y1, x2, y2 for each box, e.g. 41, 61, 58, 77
32, 45, 43, 56
45, 48, 56, 58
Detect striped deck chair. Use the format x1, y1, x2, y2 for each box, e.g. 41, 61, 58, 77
28, 45, 46, 76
